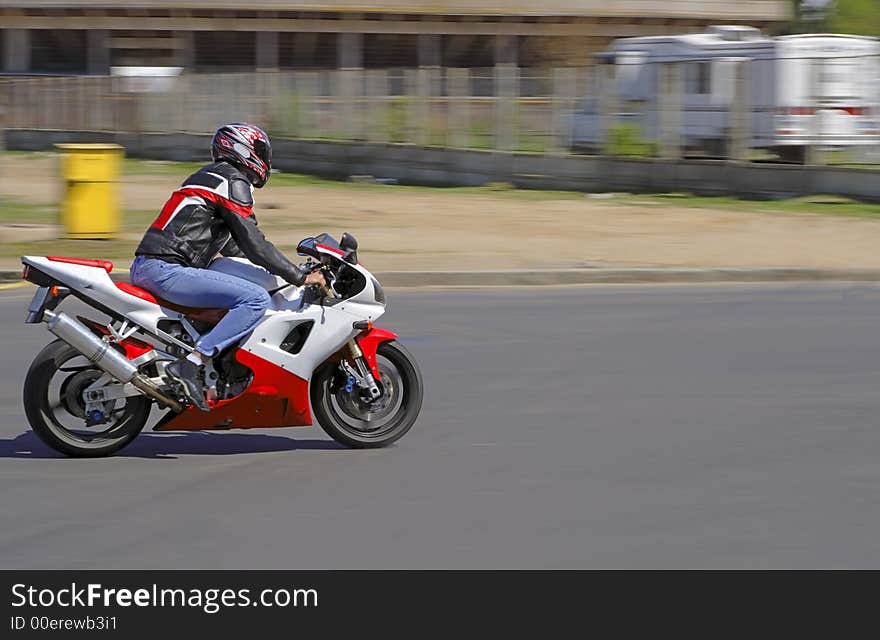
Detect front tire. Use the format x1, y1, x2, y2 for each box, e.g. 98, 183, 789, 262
23, 340, 151, 457
311, 340, 423, 448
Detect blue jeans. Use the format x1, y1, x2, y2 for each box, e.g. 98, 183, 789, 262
130, 256, 270, 357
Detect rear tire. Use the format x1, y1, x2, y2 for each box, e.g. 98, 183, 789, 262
311, 341, 423, 448
23, 340, 151, 457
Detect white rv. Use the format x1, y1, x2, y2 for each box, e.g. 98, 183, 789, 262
568, 26, 880, 161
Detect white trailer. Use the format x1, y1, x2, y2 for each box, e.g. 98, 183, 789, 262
568, 26, 880, 161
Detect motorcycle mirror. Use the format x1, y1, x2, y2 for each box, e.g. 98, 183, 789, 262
340, 233, 358, 252
297, 237, 319, 258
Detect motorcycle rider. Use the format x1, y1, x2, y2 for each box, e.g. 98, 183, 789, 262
131, 122, 326, 411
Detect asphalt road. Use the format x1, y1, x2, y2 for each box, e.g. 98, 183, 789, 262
2, 283, 880, 569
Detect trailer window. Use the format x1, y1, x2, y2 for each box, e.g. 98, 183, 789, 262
687, 62, 711, 95
819, 62, 850, 86
814, 59, 858, 100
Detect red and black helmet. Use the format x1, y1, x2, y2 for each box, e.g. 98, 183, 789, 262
211, 122, 272, 188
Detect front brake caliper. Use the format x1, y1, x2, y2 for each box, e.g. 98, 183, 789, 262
340, 359, 381, 402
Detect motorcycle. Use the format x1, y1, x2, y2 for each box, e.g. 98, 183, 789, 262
19, 232, 423, 457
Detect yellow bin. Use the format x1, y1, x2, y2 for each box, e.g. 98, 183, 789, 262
55, 143, 124, 239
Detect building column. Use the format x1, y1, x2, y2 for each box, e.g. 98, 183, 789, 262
417, 34, 441, 68
494, 34, 518, 67
337, 32, 363, 69
3, 29, 30, 73
174, 31, 194, 69
87, 30, 110, 75
256, 31, 279, 71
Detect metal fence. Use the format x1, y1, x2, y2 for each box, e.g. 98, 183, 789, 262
3, 56, 880, 165
0, 67, 591, 153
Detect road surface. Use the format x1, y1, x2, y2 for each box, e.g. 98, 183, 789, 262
1, 283, 879, 568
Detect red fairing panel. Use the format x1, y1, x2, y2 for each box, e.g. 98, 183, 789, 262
357, 327, 398, 379
77, 315, 154, 360
47, 256, 114, 273
116, 281, 158, 304
156, 349, 312, 431
121, 339, 154, 360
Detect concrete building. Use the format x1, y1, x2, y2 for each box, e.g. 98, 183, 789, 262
1, 1, 792, 75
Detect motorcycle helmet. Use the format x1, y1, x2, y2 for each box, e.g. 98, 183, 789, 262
211, 122, 273, 188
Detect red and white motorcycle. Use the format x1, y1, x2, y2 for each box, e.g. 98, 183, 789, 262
20, 232, 423, 457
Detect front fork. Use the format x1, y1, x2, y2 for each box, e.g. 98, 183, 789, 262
318, 280, 383, 402
341, 339, 382, 401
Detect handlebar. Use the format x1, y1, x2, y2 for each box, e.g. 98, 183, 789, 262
300, 261, 335, 298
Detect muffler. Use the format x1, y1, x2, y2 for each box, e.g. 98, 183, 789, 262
43, 310, 182, 412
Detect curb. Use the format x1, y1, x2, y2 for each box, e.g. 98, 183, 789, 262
7, 267, 880, 287
376, 268, 880, 286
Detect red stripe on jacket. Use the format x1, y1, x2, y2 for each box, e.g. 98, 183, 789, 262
149, 187, 253, 230
150, 191, 188, 230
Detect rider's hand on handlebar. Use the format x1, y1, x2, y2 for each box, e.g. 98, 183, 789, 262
303, 271, 327, 288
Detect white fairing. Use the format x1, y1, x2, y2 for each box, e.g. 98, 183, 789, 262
22, 257, 175, 335
239, 268, 385, 380
21, 253, 386, 382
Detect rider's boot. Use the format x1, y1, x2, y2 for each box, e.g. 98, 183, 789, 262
165, 358, 210, 412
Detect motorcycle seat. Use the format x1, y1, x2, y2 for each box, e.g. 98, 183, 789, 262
116, 282, 228, 324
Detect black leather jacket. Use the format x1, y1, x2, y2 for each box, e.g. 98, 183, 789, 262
135, 161, 307, 285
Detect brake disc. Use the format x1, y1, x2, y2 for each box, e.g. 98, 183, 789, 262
334, 365, 397, 425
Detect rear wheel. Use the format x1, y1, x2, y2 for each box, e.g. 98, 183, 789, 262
311, 341, 423, 448
23, 340, 151, 457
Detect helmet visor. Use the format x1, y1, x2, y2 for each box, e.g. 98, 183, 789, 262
253, 138, 272, 168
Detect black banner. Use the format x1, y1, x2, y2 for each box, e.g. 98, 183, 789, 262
0, 570, 867, 635
2, 570, 583, 635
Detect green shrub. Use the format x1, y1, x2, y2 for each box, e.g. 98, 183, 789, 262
468, 118, 494, 149
605, 124, 657, 158
387, 98, 409, 143
271, 92, 303, 138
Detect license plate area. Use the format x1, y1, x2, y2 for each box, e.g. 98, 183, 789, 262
25, 286, 69, 323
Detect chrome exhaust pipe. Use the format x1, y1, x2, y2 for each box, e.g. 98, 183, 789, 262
43, 311, 183, 412
45, 311, 138, 382
129, 377, 184, 413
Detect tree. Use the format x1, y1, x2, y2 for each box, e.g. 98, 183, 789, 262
788, 0, 831, 34
826, 0, 880, 36
794, 0, 880, 36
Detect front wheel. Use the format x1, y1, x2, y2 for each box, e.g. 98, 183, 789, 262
311, 340, 423, 448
